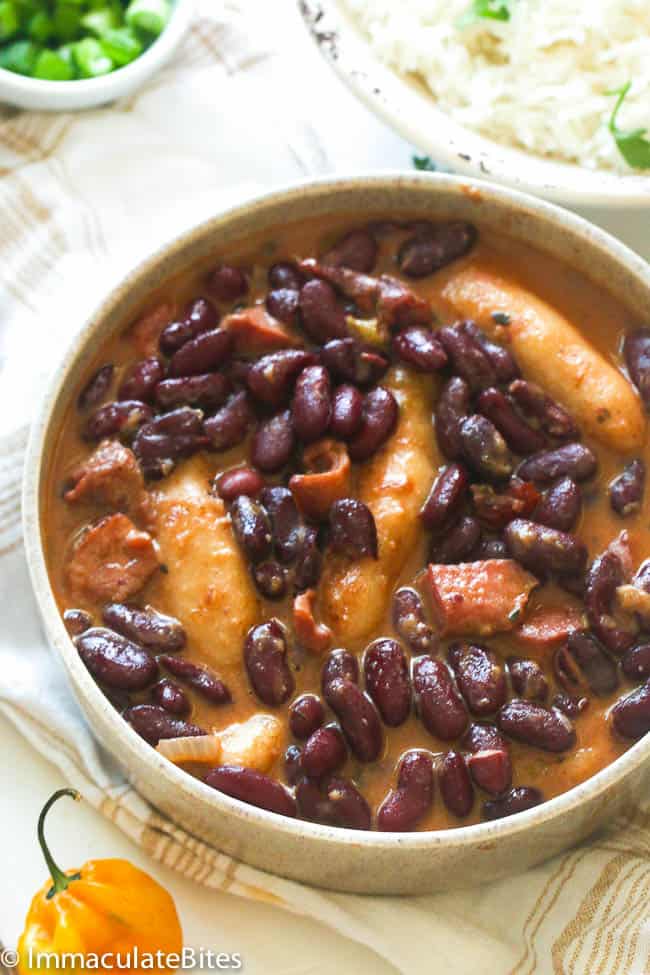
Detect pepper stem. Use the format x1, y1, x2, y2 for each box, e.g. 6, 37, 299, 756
37, 789, 82, 899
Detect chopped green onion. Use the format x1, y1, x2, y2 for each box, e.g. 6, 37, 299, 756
27, 9, 53, 42
81, 6, 120, 36
72, 35, 112, 76
458, 0, 512, 28
100, 25, 142, 65
52, 3, 82, 41
607, 83, 650, 171
0, 1, 19, 41
0, 36, 39, 72
125, 0, 169, 37
412, 154, 437, 172
33, 46, 74, 78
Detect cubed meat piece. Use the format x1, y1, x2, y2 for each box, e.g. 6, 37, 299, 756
217, 714, 283, 773
516, 605, 586, 653
222, 305, 300, 355
64, 440, 144, 511
66, 513, 159, 604
426, 559, 538, 637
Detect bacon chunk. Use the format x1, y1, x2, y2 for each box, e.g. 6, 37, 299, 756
222, 305, 300, 354
66, 513, 159, 604
516, 605, 586, 653
426, 559, 538, 637
64, 440, 144, 511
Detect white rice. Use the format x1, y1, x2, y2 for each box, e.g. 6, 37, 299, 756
342, 0, 650, 173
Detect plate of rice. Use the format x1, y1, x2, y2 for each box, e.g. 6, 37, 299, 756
299, 0, 650, 207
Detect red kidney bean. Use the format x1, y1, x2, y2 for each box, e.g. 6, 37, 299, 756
246, 350, 316, 407
76, 627, 158, 690
321, 337, 388, 387
461, 722, 507, 753
507, 656, 548, 702
78, 364, 114, 410
252, 561, 288, 599
294, 525, 322, 591
292, 365, 332, 443
206, 766, 296, 818
611, 680, 650, 739
289, 694, 325, 740
329, 498, 378, 559
151, 678, 190, 716
63, 608, 92, 636
420, 462, 469, 531
498, 699, 576, 751
322, 649, 359, 704
413, 656, 468, 740
244, 619, 294, 707
203, 391, 253, 451
284, 744, 303, 786
448, 643, 507, 716
397, 221, 477, 277
517, 443, 597, 484
230, 495, 273, 563
610, 459, 645, 517
508, 379, 578, 441
534, 477, 582, 532
102, 603, 186, 652
155, 373, 231, 410
623, 328, 650, 411
439, 751, 474, 818
477, 387, 546, 455
118, 357, 164, 403
476, 537, 509, 560
392, 327, 448, 372
585, 548, 636, 654
215, 466, 265, 502
296, 777, 371, 829
299, 279, 348, 342
261, 486, 305, 564
459, 414, 513, 482
466, 743, 512, 796
392, 587, 436, 653
438, 323, 496, 392
436, 376, 471, 460
168, 328, 233, 378
207, 265, 248, 302
552, 692, 589, 718
470, 479, 540, 530
322, 229, 378, 272
429, 515, 481, 564
622, 643, 650, 681
504, 518, 587, 577
325, 678, 383, 762
376, 750, 434, 832
364, 638, 411, 727
378, 272, 434, 328
300, 725, 347, 779
462, 322, 520, 383
251, 410, 295, 472
269, 262, 302, 291
555, 631, 619, 696
348, 386, 399, 462
159, 297, 218, 356
266, 287, 300, 325
84, 400, 152, 441
124, 704, 204, 745
330, 384, 363, 439
133, 407, 207, 478
483, 786, 543, 821
159, 655, 231, 705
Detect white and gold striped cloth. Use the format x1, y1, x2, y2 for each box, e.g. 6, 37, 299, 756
0, 2, 648, 972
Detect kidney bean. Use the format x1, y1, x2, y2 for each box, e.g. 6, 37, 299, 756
461, 722, 507, 753
498, 699, 576, 751
462, 322, 520, 383
322, 228, 378, 272
102, 603, 186, 652
348, 386, 399, 462
78, 364, 114, 410
517, 443, 597, 484
376, 750, 434, 832
300, 725, 347, 779
230, 495, 273, 563
392, 587, 436, 653
63, 608, 92, 637
155, 373, 231, 411
585, 548, 636, 654
159, 298, 218, 356
483, 786, 543, 821
623, 328, 650, 411
84, 400, 152, 441
284, 744, 303, 786
330, 384, 363, 439
555, 631, 619, 697
507, 656, 548, 702
208, 265, 248, 303
397, 221, 477, 277
244, 619, 294, 707
159, 655, 231, 705
258, 487, 299, 562
118, 357, 164, 403
76, 627, 158, 690
413, 656, 468, 740
363, 638, 411, 727
534, 477, 582, 532
253, 560, 288, 599
215, 466, 265, 502
477, 388, 546, 455
322, 649, 359, 704
168, 328, 233, 378
459, 414, 513, 482
508, 379, 578, 440
429, 515, 481, 564
325, 678, 383, 762
448, 643, 507, 716
622, 643, 650, 681
392, 327, 448, 372
611, 680, 650, 739
203, 391, 253, 451
552, 692, 589, 718
292, 365, 332, 443
466, 742, 512, 796
206, 766, 296, 818
266, 288, 300, 326
504, 518, 587, 577
438, 323, 496, 392
251, 410, 295, 472
294, 526, 322, 591
610, 459, 645, 517
267, 261, 301, 290
436, 376, 471, 460
439, 751, 474, 818
151, 678, 190, 716
289, 694, 325, 740
299, 279, 348, 342
246, 350, 316, 407
476, 538, 509, 560
135, 406, 208, 478
296, 777, 371, 829
321, 337, 388, 387
329, 498, 378, 559
420, 463, 469, 531
124, 704, 204, 745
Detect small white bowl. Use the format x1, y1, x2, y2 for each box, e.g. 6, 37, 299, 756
0, 0, 192, 111
299, 0, 650, 210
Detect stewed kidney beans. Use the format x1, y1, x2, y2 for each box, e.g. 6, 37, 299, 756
48, 214, 650, 833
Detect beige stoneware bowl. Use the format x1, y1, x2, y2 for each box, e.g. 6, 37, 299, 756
23, 174, 650, 894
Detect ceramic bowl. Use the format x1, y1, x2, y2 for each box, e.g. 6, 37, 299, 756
298, 0, 650, 210
23, 173, 650, 894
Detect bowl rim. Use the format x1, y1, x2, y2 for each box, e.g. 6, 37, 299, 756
298, 0, 650, 209
23, 171, 650, 857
